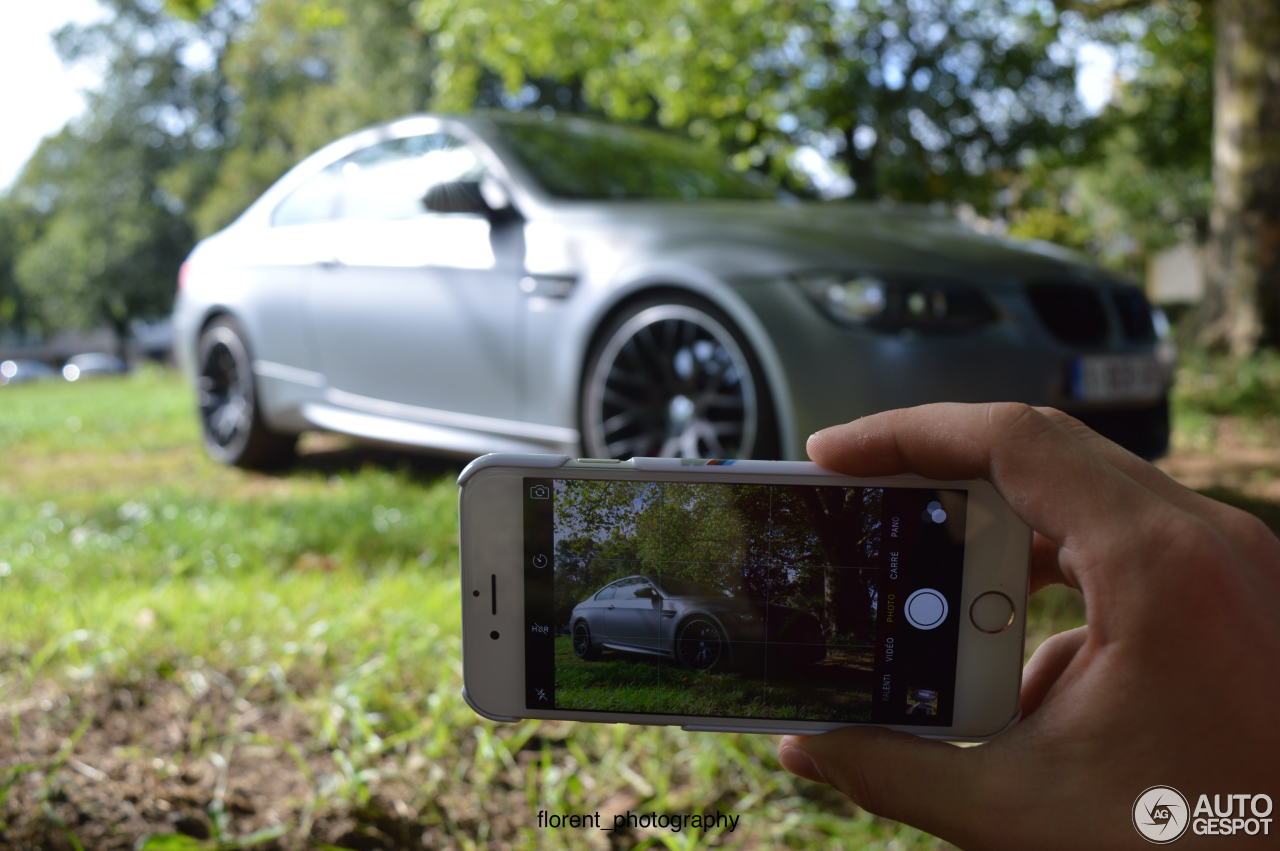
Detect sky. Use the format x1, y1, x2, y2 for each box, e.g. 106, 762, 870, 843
0, 0, 105, 190
0, 4, 1119, 193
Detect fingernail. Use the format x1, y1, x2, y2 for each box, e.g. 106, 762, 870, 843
779, 743, 827, 784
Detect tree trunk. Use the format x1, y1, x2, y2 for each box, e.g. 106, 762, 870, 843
842, 125, 879, 199
1200, 0, 1280, 354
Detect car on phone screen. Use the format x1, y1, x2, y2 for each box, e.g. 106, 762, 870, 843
569, 575, 824, 672
172, 111, 1175, 468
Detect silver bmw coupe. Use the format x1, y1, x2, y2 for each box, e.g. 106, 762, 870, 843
569, 575, 825, 672
173, 111, 1175, 467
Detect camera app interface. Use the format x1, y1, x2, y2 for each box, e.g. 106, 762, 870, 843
523, 478, 966, 726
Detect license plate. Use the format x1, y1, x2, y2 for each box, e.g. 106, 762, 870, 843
1069, 354, 1165, 402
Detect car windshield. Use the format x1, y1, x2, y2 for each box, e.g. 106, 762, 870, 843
490, 115, 780, 202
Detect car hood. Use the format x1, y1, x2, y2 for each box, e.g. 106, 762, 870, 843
543, 199, 1100, 283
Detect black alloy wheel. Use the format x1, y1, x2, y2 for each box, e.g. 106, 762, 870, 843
572, 621, 600, 660
675, 616, 727, 671
581, 297, 778, 460
196, 317, 297, 469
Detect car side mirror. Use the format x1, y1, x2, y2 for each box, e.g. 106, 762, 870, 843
422, 180, 489, 215
422, 177, 513, 217
634, 587, 658, 599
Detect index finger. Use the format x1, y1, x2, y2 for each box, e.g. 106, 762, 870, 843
807, 403, 1177, 625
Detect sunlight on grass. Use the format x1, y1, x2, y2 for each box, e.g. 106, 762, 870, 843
0, 370, 963, 848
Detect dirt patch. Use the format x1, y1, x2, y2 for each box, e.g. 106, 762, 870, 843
1162, 428, 1280, 501
1159, 417, 1280, 528
0, 677, 533, 850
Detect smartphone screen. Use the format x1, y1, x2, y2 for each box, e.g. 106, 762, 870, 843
522, 477, 968, 727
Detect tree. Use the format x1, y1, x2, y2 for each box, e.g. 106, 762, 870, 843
1055, 0, 1280, 352
549, 480, 882, 642
1202, 0, 1280, 353
1009, 1, 1213, 278
7, 0, 236, 352
188, 0, 436, 235
0, 200, 41, 337
422, 0, 1090, 208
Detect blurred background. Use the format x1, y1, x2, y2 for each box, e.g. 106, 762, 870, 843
1, 1, 1277, 848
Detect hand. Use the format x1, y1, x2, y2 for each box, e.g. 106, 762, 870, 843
777, 403, 1280, 850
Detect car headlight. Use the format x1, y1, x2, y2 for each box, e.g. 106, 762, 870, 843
797, 273, 999, 333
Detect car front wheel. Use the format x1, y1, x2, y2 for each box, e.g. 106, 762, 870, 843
675, 616, 728, 671
580, 296, 779, 460
196, 317, 297, 469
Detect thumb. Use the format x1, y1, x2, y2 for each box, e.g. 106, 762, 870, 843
779, 727, 990, 842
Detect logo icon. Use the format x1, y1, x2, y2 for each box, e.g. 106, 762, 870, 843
1133, 786, 1189, 843
529, 484, 550, 500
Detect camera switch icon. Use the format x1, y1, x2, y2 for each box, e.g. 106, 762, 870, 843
529, 484, 550, 500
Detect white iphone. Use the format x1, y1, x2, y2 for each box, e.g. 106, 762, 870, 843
458, 454, 1030, 740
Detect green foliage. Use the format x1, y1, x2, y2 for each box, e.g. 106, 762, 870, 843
12, 125, 194, 336
1174, 348, 1280, 420
0, 0, 1223, 340
551, 479, 883, 642
423, 0, 1090, 206
0, 200, 40, 333
1, 0, 436, 341
1009, 1, 1213, 277
5, 0, 222, 340
193, 0, 435, 235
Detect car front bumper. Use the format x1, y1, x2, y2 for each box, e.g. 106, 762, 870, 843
732, 278, 1173, 460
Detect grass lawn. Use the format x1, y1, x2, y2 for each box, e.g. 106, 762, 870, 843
1, 360, 1275, 849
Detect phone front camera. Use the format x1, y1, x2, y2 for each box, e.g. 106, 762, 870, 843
489, 630, 500, 640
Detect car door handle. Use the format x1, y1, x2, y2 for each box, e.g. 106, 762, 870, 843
518, 274, 575, 298
606, 605, 616, 610
316, 257, 343, 269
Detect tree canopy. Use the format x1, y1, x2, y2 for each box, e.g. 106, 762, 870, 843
0, 0, 1272, 351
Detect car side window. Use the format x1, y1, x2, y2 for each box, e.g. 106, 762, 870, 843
271, 133, 485, 227
271, 161, 344, 227
337, 133, 484, 222
611, 578, 646, 598
594, 584, 618, 601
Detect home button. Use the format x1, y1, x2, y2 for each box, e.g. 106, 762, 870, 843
970, 591, 1015, 633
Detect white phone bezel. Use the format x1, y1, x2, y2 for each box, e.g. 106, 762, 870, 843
459, 455, 1030, 740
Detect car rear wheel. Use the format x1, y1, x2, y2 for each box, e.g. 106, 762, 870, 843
581, 295, 779, 460
196, 317, 297, 469
572, 621, 601, 660
675, 616, 727, 671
